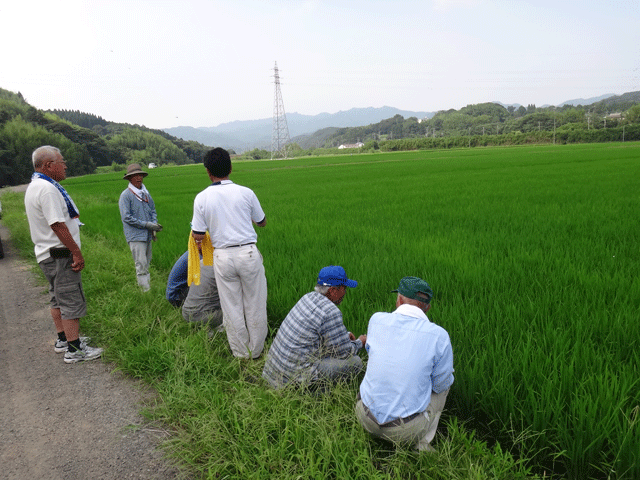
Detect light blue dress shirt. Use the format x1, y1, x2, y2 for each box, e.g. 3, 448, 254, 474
359, 304, 454, 424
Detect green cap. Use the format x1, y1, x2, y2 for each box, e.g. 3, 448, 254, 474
392, 276, 433, 304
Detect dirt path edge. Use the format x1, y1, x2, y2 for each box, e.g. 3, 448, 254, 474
0, 213, 186, 479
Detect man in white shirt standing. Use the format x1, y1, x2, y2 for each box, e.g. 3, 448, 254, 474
191, 147, 268, 359
356, 276, 454, 452
24, 145, 103, 363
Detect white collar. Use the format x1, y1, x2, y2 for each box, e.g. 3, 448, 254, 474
394, 303, 429, 322
128, 183, 149, 202
211, 179, 233, 186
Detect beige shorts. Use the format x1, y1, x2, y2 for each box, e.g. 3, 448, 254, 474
39, 256, 87, 320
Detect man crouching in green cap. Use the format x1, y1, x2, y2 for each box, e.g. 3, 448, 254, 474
355, 276, 454, 452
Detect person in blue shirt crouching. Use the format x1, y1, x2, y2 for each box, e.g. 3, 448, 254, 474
166, 251, 189, 307
356, 276, 454, 452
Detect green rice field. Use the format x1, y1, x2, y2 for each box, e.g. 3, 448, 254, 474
3, 143, 639, 479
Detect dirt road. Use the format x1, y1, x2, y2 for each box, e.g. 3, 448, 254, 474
0, 220, 186, 479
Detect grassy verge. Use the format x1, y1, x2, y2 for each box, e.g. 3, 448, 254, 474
1, 189, 540, 479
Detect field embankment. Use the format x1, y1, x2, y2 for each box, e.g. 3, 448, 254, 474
2, 143, 638, 479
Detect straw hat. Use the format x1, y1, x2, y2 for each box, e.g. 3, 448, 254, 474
123, 163, 148, 180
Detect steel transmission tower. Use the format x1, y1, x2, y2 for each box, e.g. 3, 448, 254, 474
271, 62, 291, 160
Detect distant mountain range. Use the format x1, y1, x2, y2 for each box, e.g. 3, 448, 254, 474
164, 94, 618, 152
557, 93, 616, 107
164, 106, 433, 152
495, 93, 616, 110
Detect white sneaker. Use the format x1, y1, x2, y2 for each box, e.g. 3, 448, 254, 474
63, 345, 103, 364
54, 336, 91, 353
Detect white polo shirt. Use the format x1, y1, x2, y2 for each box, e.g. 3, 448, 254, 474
25, 177, 81, 263
191, 180, 265, 248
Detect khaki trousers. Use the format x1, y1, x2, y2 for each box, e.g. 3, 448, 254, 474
355, 389, 449, 451
128, 241, 152, 291
213, 244, 268, 359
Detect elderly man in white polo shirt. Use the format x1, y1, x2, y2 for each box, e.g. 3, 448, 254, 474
191, 147, 268, 359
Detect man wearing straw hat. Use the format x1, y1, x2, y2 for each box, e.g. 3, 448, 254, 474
356, 276, 454, 452
119, 163, 162, 292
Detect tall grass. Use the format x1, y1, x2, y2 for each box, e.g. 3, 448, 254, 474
4, 142, 639, 478
2, 188, 535, 479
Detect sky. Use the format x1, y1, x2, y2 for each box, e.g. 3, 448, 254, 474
1, 0, 638, 130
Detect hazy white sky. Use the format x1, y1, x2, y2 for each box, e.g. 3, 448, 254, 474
2, 0, 638, 129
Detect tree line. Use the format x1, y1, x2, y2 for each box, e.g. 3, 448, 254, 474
240, 99, 640, 161
0, 88, 210, 187
3, 86, 639, 184
239, 120, 640, 162
306, 93, 640, 149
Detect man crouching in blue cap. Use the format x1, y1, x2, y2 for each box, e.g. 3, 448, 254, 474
262, 265, 366, 390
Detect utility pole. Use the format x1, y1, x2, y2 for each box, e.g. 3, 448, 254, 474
271, 61, 291, 160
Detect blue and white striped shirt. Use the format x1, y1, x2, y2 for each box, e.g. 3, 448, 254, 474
262, 291, 363, 388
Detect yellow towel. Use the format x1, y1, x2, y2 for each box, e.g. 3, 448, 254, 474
187, 232, 214, 286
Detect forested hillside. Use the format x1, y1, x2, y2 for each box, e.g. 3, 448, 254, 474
4, 85, 639, 184
0, 88, 209, 187
298, 91, 640, 149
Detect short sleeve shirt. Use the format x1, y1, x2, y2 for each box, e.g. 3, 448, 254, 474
25, 177, 81, 263
191, 180, 265, 248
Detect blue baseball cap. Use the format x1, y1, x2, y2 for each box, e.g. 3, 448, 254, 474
317, 265, 358, 288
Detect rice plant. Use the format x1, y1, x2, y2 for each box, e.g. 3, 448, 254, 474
5, 142, 639, 479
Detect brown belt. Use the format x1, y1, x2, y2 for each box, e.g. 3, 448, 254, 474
357, 392, 422, 428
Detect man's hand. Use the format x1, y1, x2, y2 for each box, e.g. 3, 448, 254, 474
50, 222, 84, 271
358, 334, 367, 345
71, 251, 85, 272
145, 222, 163, 232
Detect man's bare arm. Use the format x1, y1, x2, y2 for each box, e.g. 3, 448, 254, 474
50, 222, 84, 271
